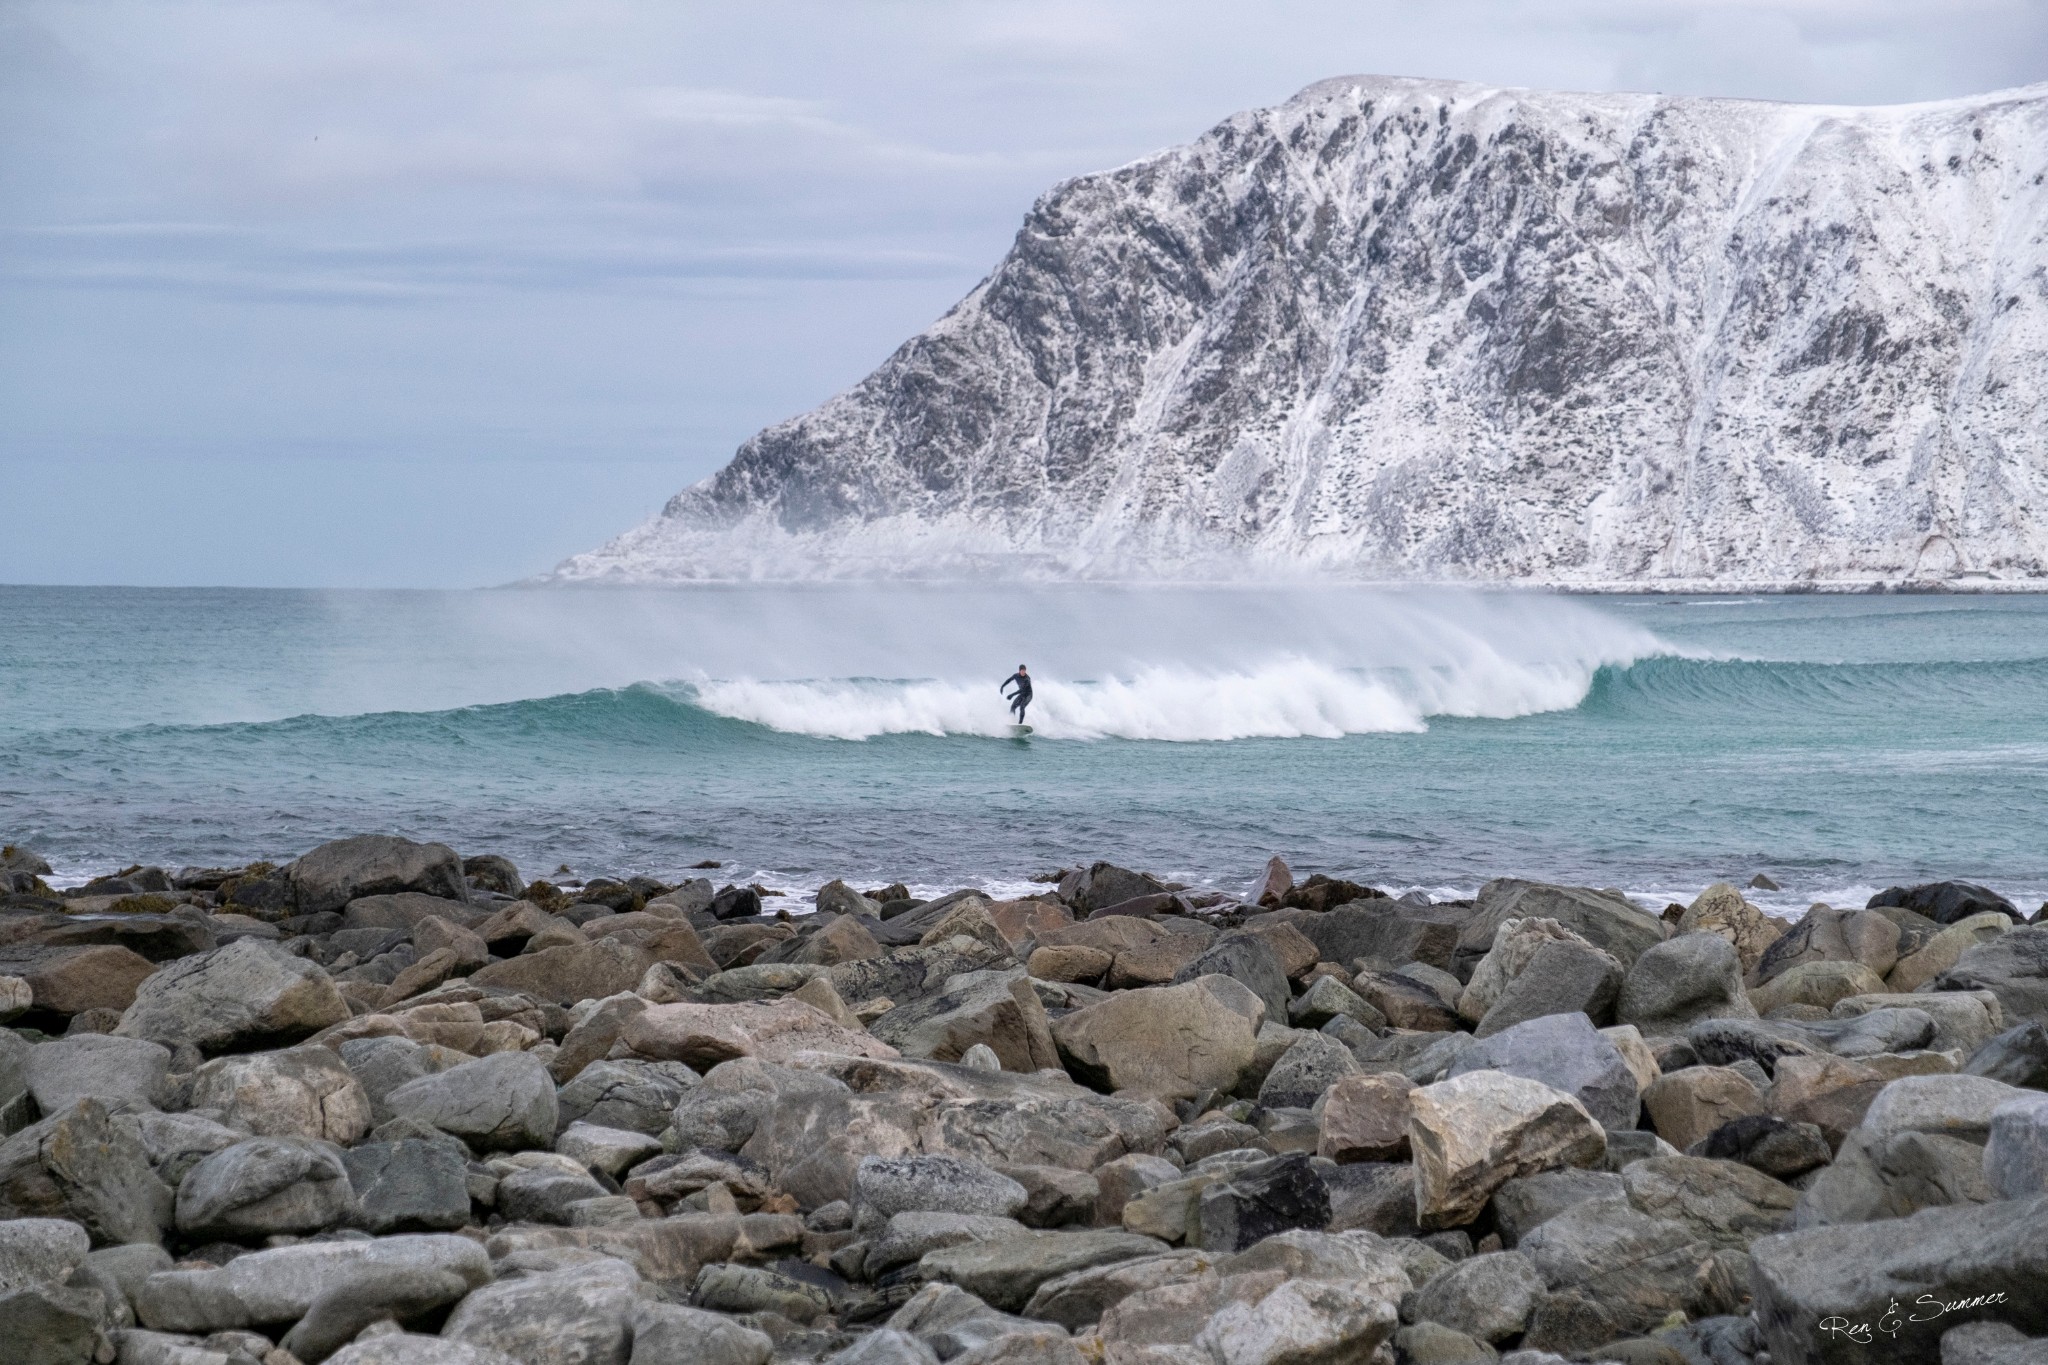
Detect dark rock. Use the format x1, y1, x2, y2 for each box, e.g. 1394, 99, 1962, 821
1294, 901, 1473, 975
462, 855, 524, 899
1869, 881, 2020, 926
0, 1099, 171, 1246
1493, 1168, 1625, 1247
1195, 1152, 1330, 1252
280, 1264, 472, 1364
1473, 939, 1623, 1036
1938, 928, 2048, 1026
1685, 1016, 1822, 1075
711, 886, 763, 921
1323, 1161, 1422, 1237
1618, 932, 1755, 1035
1257, 1031, 1361, 1110
1273, 874, 1384, 913
1170, 931, 1291, 1022
176, 1137, 355, 1239
1453, 880, 1666, 978
1691, 1114, 1833, 1180
1058, 863, 1167, 914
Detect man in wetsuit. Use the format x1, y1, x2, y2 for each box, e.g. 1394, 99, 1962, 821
1001, 664, 1032, 724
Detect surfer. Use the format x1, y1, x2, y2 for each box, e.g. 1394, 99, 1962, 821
1001, 664, 1032, 725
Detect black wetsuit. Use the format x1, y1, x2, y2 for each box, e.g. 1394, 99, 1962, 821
1001, 671, 1033, 723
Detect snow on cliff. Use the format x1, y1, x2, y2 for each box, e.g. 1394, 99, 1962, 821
549, 75, 2048, 588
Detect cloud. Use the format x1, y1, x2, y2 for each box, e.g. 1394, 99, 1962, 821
4, 0, 2045, 585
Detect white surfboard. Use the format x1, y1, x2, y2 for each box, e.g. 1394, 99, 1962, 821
1009, 724, 1033, 738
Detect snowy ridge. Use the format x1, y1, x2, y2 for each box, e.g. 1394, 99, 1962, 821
550, 75, 2048, 587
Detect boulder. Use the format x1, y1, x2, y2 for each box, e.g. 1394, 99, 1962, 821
1799, 1006, 1939, 1059
868, 1211, 1032, 1277
1256, 1032, 1360, 1110
1889, 912, 2014, 993
1406, 1249, 1544, 1343
1351, 970, 1459, 1032
1093, 1155, 1182, 1226
1446, 1012, 1641, 1130
1641, 1067, 1765, 1151
114, 939, 349, 1054
497, 1166, 609, 1224
134, 1233, 489, 1335
869, 971, 1059, 1073
1195, 1153, 1331, 1252
1937, 928, 2048, 1027
1194, 1278, 1398, 1365
288, 836, 468, 914
280, 1263, 474, 1363
555, 1060, 696, 1138
920, 1229, 1169, 1313
1750, 1194, 2048, 1365
1831, 991, 2002, 1054
1049, 978, 1261, 1101
1285, 976, 1384, 1032
1169, 933, 1290, 1023
1518, 1196, 1742, 1340
1408, 1072, 1607, 1229
1750, 961, 1889, 1015
184, 1046, 372, 1144
383, 1051, 558, 1151
630, 1301, 773, 1365
1492, 1168, 1625, 1247
556, 1122, 661, 1178
1983, 1094, 2048, 1200
443, 1257, 644, 1365
0, 945, 157, 1017
0, 1100, 169, 1246
1457, 919, 1609, 1025
0, 1282, 105, 1365
1473, 939, 1624, 1037
1868, 881, 2020, 926
1686, 1016, 1824, 1074
1619, 1154, 1797, 1246
1454, 881, 1666, 979
1618, 932, 1756, 1035
620, 999, 896, 1070
1691, 1114, 1833, 1181
1059, 863, 1167, 914
1966, 1021, 2048, 1090
466, 939, 651, 1007
176, 1136, 356, 1238
1675, 884, 1786, 976
828, 938, 1017, 1010
1752, 904, 1903, 986
855, 1156, 1029, 1225
1316, 1073, 1415, 1163
1295, 901, 1474, 975
24, 1035, 168, 1116
342, 1139, 471, 1234
1795, 1074, 2026, 1227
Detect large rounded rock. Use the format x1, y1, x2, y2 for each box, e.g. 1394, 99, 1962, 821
1169, 931, 1290, 1022
1965, 1020, 2048, 1089
0, 1219, 89, 1293
114, 939, 349, 1053
1619, 932, 1755, 1035
1454, 881, 1666, 978
866, 969, 1059, 1072
186, 1045, 372, 1144
620, 998, 897, 1069
24, 1035, 169, 1115
1752, 904, 1902, 986
342, 1139, 472, 1234
1676, 884, 1786, 976
288, 835, 468, 914
1406, 1248, 1544, 1343
555, 1059, 696, 1137
1868, 880, 2020, 926
1938, 927, 2048, 1027
1257, 1031, 1361, 1110
1888, 911, 2012, 992
1408, 1071, 1607, 1229
1445, 1012, 1641, 1130
466, 939, 652, 1007
441, 1257, 642, 1365
854, 1155, 1028, 1224
1049, 976, 1261, 1101
383, 1051, 557, 1151
176, 1137, 355, 1239
0, 1100, 170, 1246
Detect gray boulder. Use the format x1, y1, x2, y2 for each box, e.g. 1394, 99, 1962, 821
114, 939, 350, 1053
629, 1300, 773, 1365
120, 1110, 243, 1186
1195, 1153, 1330, 1252
1406, 1248, 1544, 1343
184, 1045, 373, 1144
135, 1234, 491, 1334
288, 835, 469, 914
342, 1140, 472, 1234
0, 1100, 169, 1246
496, 1166, 609, 1224
383, 1051, 557, 1151
175, 1137, 355, 1239
1938, 927, 2048, 1026
854, 1155, 1028, 1226
327, 1335, 524, 1365
1257, 1031, 1361, 1110
0, 1282, 105, 1365
1984, 1093, 2048, 1200
868, 970, 1060, 1073
821, 1330, 938, 1365
0, 1219, 89, 1294
441, 1257, 642, 1365
339, 1037, 448, 1125
555, 1060, 696, 1137
1170, 932, 1290, 1022
1518, 1197, 1743, 1339
1446, 1012, 1641, 1130
1617, 932, 1755, 1034
1966, 1021, 2048, 1090
1492, 1169, 1625, 1247
1751, 1194, 2048, 1365
1454, 881, 1666, 977
1796, 1074, 2025, 1227
1753, 904, 1903, 985
918, 1229, 1168, 1313
24, 1036, 169, 1116
1475, 940, 1624, 1037
279, 1263, 472, 1364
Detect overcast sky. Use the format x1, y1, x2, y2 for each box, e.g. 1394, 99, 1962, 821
5, 1, 2045, 587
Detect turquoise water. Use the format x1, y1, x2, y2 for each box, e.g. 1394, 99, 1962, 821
4, 583, 2046, 914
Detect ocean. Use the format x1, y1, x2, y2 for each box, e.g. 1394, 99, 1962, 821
5, 583, 2046, 917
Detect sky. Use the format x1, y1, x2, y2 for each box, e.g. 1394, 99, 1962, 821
4, 1, 2046, 588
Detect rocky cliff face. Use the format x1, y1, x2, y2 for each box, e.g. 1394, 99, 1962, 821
552, 75, 2048, 587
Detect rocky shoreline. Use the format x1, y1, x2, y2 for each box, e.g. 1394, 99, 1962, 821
0, 837, 2043, 1365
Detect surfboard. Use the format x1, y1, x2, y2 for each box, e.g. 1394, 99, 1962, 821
1009, 724, 1033, 738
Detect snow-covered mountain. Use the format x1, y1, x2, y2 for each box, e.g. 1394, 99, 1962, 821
550, 75, 2048, 588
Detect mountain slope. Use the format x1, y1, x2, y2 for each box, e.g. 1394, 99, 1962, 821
551, 75, 2048, 587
